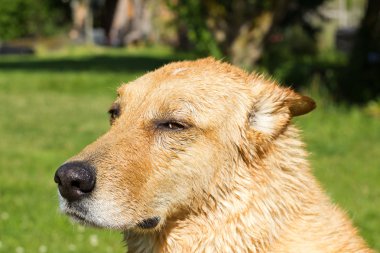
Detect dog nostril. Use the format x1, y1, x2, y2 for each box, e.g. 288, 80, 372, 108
54, 173, 62, 185
70, 179, 93, 193
54, 161, 96, 202
70, 180, 80, 188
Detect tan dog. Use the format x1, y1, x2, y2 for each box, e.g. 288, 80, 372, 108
54, 58, 372, 252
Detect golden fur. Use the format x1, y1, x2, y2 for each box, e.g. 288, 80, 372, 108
58, 58, 372, 252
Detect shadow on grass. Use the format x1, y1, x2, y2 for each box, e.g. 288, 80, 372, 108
0, 55, 179, 73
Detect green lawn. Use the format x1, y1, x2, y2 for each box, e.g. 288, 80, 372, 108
0, 47, 379, 252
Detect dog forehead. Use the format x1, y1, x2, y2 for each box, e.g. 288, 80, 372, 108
116, 59, 254, 125
120, 58, 249, 98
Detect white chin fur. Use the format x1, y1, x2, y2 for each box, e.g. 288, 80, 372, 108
58, 193, 130, 229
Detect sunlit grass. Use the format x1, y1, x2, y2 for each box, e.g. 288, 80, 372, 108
295, 104, 380, 249
0, 47, 379, 252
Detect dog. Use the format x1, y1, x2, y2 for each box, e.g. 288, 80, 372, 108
54, 58, 372, 252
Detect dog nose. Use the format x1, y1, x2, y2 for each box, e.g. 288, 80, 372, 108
54, 161, 96, 202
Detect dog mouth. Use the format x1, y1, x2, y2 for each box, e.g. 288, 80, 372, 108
59, 196, 161, 230
65, 210, 101, 227
66, 211, 86, 222
66, 210, 162, 231
61, 200, 100, 227
136, 216, 161, 229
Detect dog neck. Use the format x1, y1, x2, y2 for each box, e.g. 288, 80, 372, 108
124, 126, 317, 253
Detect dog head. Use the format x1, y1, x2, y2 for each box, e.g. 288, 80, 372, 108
54, 58, 315, 231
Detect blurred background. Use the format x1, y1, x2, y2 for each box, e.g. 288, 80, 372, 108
0, 0, 379, 252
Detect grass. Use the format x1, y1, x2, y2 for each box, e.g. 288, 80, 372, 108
295, 106, 380, 250
0, 46, 379, 252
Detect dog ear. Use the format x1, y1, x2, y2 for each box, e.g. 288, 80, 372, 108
286, 94, 316, 117
248, 85, 316, 139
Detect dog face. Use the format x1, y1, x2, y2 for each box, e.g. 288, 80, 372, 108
54, 58, 315, 231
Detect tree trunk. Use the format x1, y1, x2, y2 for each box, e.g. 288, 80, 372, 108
339, 0, 380, 103
230, 12, 274, 68
229, 0, 290, 68
108, 0, 155, 46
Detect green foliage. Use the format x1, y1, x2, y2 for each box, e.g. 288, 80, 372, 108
0, 0, 70, 41
259, 27, 347, 98
337, 0, 380, 104
256, 0, 328, 88
166, 0, 222, 57
166, 0, 275, 57
167, 0, 325, 57
259, 24, 318, 87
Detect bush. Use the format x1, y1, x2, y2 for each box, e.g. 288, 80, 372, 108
0, 0, 70, 41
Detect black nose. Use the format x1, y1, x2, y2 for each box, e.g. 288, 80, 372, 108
54, 161, 96, 202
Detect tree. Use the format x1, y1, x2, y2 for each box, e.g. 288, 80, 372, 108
107, 0, 156, 46
0, 0, 70, 41
167, 0, 326, 68
338, 0, 380, 103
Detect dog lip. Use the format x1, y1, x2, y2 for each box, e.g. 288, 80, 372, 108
65, 210, 87, 221
136, 216, 161, 229
67, 202, 88, 215
63, 203, 89, 222
65, 210, 101, 227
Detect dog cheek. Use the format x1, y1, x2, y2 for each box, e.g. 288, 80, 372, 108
91, 158, 152, 212
155, 144, 216, 204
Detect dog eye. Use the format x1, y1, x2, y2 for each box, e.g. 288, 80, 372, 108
108, 105, 120, 124
156, 121, 186, 131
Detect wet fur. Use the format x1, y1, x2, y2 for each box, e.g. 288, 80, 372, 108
59, 58, 372, 252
